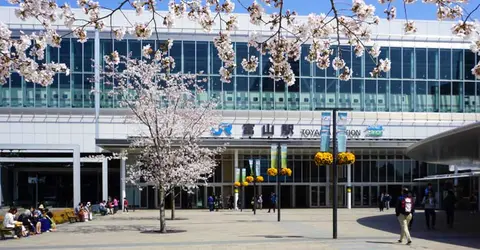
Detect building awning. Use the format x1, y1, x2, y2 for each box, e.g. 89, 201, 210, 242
414, 171, 480, 181
405, 122, 480, 165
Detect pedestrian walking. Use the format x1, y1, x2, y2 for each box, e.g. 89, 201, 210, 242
258, 195, 263, 210
385, 193, 391, 210
469, 193, 477, 214
208, 195, 214, 212
268, 192, 276, 213
395, 188, 413, 245
113, 197, 119, 214
379, 192, 385, 212
444, 190, 456, 228
422, 192, 436, 230
408, 192, 416, 230
123, 198, 129, 213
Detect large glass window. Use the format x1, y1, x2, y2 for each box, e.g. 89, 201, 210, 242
364, 80, 376, 111
301, 45, 311, 77
390, 80, 401, 111
171, 41, 182, 73
183, 41, 196, 73
236, 42, 248, 75
300, 78, 312, 110
452, 49, 463, 80
352, 79, 363, 111
313, 78, 326, 110
403, 48, 414, 79
439, 81, 451, 112
465, 81, 476, 112
440, 49, 451, 79
427, 81, 439, 112
196, 41, 208, 74
390, 47, 402, 78
465, 50, 476, 80
415, 81, 426, 112
415, 48, 427, 79
428, 48, 439, 79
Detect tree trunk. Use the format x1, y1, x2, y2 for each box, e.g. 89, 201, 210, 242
159, 188, 166, 233
171, 189, 176, 220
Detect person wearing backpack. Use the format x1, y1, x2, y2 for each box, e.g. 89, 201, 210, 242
395, 188, 413, 245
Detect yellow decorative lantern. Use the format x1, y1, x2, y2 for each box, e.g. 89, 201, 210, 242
242, 181, 249, 186
245, 176, 254, 183
280, 168, 292, 176
314, 152, 333, 166
234, 181, 241, 187
337, 152, 356, 165
256, 176, 264, 182
267, 167, 278, 176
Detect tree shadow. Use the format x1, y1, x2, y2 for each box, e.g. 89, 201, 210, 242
243, 235, 305, 239
101, 216, 188, 221
140, 229, 187, 234
357, 211, 480, 249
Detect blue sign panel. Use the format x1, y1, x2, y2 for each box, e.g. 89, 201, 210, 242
211, 123, 233, 136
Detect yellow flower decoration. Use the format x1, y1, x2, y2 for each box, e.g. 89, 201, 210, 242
234, 181, 241, 187
256, 176, 264, 182
337, 152, 356, 165
314, 152, 333, 166
280, 168, 292, 176
267, 167, 278, 176
242, 181, 249, 186
245, 176, 254, 183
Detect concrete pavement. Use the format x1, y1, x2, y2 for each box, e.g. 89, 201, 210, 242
1, 208, 479, 250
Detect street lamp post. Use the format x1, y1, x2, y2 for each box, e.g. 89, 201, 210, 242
277, 143, 281, 222
318, 107, 352, 239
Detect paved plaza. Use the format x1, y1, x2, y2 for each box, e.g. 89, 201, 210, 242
1, 208, 479, 250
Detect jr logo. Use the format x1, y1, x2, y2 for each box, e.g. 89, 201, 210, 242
211, 123, 233, 136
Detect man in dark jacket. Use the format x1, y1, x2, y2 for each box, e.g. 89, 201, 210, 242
396, 188, 413, 245
444, 190, 456, 228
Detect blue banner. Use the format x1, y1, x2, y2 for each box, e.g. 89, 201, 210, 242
337, 112, 348, 153
320, 112, 331, 152
281, 144, 287, 169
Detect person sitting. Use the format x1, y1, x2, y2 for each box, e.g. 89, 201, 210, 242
3, 207, 22, 239
37, 207, 52, 233
99, 200, 107, 216
45, 210, 57, 232
17, 209, 35, 236
75, 203, 86, 222
30, 206, 42, 234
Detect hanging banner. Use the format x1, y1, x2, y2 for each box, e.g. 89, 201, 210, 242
241, 168, 246, 182
249, 159, 254, 175
235, 168, 240, 182
337, 112, 348, 153
281, 144, 287, 169
255, 159, 261, 176
271, 144, 278, 169
320, 112, 331, 152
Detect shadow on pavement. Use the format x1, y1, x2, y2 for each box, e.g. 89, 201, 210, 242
357, 210, 480, 249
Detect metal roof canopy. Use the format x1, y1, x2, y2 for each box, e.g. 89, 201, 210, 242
405, 122, 480, 165
414, 171, 480, 181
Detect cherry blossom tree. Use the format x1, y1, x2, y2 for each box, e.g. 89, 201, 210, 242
100, 42, 224, 232
2, 0, 480, 89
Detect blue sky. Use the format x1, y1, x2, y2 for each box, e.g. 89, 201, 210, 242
2, 0, 480, 20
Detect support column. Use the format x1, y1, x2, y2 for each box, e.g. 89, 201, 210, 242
13, 170, 18, 202
326, 165, 330, 206
234, 149, 239, 210
291, 185, 296, 208
73, 146, 81, 208
454, 165, 458, 186
94, 30, 101, 153
0, 165, 3, 208
120, 158, 126, 211
478, 177, 480, 212
347, 164, 352, 209
102, 158, 109, 202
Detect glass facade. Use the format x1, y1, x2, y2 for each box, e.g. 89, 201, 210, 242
199, 149, 448, 208
0, 37, 479, 112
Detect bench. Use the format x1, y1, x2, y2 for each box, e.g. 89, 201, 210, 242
0, 224, 15, 240
65, 211, 78, 223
